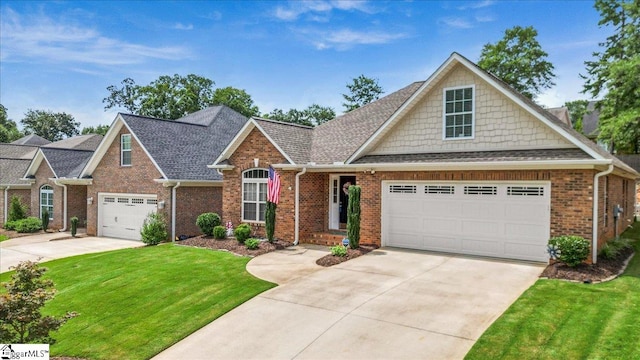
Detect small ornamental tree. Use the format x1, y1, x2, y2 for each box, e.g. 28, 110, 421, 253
140, 212, 168, 245
0, 261, 77, 344
41, 209, 50, 232
8, 195, 27, 222
265, 202, 276, 243
347, 185, 361, 249
70, 216, 79, 237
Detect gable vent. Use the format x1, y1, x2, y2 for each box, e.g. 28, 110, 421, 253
425, 185, 455, 195
464, 186, 497, 195
507, 186, 545, 196
389, 185, 417, 194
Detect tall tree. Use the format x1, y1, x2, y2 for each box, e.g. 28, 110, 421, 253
20, 110, 79, 142
478, 25, 556, 100
304, 104, 336, 125
582, 0, 640, 154
564, 100, 590, 133
0, 105, 23, 143
262, 104, 335, 127
212, 86, 260, 118
342, 75, 384, 112
81, 124, 110, 136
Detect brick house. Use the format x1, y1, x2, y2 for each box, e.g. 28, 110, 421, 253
72, 106, 247, 240
212, 53, 639, 263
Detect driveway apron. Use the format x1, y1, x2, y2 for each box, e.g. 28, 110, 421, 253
155, 248, 544, 360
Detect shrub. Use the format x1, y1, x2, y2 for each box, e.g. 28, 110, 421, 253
0, 260, 77, 344
196, 213, 221, 236
213, 225, 227, 239
331, 244, 347, 257
41, 209, 50, 232
13, 217, 42, 233
599, 238, 632, 260
265, 202, 276, 243
4, 221, 17, 231
245, 238, 260, 250
234, 223, 251, 244
70, 216, 79, 237
140, 212, 168, 245
347, 185, 361, 249
8, 196, 27, 222
548, 235, 590, 267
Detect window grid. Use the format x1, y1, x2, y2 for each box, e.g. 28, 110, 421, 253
425, 185, 455, 195
40, 185, 54, 220
389, 185, 417, 194
444, 87, 473, 139
121, 134, 132, 166
242, 169, 268, 222
464, 186, 497, 195
507, 186, 545, 196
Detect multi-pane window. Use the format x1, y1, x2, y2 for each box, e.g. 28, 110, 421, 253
242, 169, 268, 222
444, 86, 474, 139
121, 134, 132, 166
40, 185, 53, 220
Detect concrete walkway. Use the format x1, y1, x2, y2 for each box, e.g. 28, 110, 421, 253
155, 247, 544, 360
247, 244, 329, 284
1, 232, 145, 273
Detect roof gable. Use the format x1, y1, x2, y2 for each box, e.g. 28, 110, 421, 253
10, 134, 51, 146
45, 134, 103, 151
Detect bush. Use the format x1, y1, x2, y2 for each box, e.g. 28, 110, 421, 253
213, 225, 227, 239
245, 238, 260, 250
140, 212, 168, 245
599, 238, 632, 260
265, 202, 276, 243
234, 223, 251, 244
41, 209, 50, 232
4, 221, 17, 231
70, 216, 79, 237
7, 196, 27, 222
548, 235, 590, 267
331, 245, 347, 257
347, 185, 361, 249
196, 213, 221, 236
12, 217, 42, 233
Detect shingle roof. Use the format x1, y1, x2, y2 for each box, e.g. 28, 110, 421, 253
45, 134, 103, 151
253, 118, 314, 164
547, 106, 572, 127
0, 144, 38, 160
11, 134, 51, 146
121, 106, 248, 180
310, 81, 424, 164
353, 148, 593, 164
41, 148, 94, 178
616, 154, 640, 173
582, 101, 600, 136
0, 158, 32, 185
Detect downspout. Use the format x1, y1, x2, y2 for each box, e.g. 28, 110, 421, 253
3, 186, 9, 223
294, 167, 307, 245
171, 182, 181, 242
53, 180, 68, 232
592, 164, 614, 264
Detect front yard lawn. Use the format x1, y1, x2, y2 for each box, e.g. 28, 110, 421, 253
465, 223, 640, 360
0, 244, 275, 360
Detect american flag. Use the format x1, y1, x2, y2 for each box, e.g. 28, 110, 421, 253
267, 166, 281, 204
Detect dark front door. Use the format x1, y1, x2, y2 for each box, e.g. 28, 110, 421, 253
339, 176, 356, 226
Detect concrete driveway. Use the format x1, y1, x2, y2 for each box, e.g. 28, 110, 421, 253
1, 232, 145, 273
155, 247, 544, 360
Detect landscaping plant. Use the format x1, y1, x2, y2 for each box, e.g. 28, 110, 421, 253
234, 223, 251, 244
140, 212, 168, 245
6, 217, 43, 233
70, 216, 79, 237
548, 235, 590, 267
331, 244, 348, 257
347, 185, 361, 249
7, 195, 27, 222
599, 238, 632, 260
196, 212, 221, 236
245, 238, 260, 250
0, 261, 77, 344
265, 202, 276, 243
213, 225, 226, 240
42, 209, 50, 232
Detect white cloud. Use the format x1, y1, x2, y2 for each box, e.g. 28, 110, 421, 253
475, 14, 494, 23
457, 0, 495, 11
0, 8, 190, 66
301, 28, 407, 50
274, 0, 373, 21
439, 17, 474, 29
173, 22, 194, 30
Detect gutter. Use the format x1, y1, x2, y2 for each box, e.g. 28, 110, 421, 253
293, 167, 307, 245
53, 180, 68, 232
592, 164, 614, 264
171, 182, 181, 242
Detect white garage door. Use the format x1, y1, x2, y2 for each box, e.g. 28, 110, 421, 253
99, 194, 158, 240
382, 182, 550, 262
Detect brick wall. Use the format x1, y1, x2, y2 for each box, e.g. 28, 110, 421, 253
597, 174, 636, 250
0, 188, 31, 225
87, 126, 171, 236
67, 185, 87, 229
175, 186, 222, 237
31, 161, 64, 230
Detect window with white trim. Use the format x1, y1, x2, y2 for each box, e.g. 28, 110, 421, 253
242, 169, 268, 222
443, 86, 474, 139
121, 134, 132, 166
40, 185, 53, 220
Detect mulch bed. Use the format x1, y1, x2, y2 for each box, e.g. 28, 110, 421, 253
540, 247, 634, 283
176, 235, 292, 257
316, 245, 377, 267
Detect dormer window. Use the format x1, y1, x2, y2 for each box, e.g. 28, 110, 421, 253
443, 85, 474, 139
121, 134, 132, 166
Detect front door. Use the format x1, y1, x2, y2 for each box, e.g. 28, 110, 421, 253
329, 175, 356, 230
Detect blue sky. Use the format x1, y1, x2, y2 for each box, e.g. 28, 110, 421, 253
1, 0, 608, 130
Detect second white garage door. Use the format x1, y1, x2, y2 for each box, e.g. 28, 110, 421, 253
99, 194, 158, 240
382, 182, 550, 262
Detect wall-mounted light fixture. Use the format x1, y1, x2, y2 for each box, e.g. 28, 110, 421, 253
87, 197, 93, 205
254, 158, 259, 167
158, 201, 165, 209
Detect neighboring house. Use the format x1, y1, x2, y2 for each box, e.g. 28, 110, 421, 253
73, 106, 248, 240
547, 106, 572, 127
615, 154, 640, 213
212, 52, 638, 264
0, 140, 42, 224
22, 135, 103, 230
582, 101, 601, 139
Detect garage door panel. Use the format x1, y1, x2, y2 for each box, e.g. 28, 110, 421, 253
504, 203, 547, 221
422, 235, 459, 252
99, 194, 157, 241
461, 202, 504, 220
388, 233, 423, 248
461, 219, 500, 236
387, 198, 420, 214
387, 215, 420, 233
423, 218, 458, 234
505, 222, 549, 239
504, 243, 547, 261
461, 238, 502, 256
422, 200, 461, 217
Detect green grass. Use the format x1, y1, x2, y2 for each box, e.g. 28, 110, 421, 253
0, 234, 9, 242
465, 223, 640, 360
0, 244, 275, 360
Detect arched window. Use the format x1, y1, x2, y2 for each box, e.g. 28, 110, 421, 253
242, 169, 268, 222
40, 185, 54, 220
